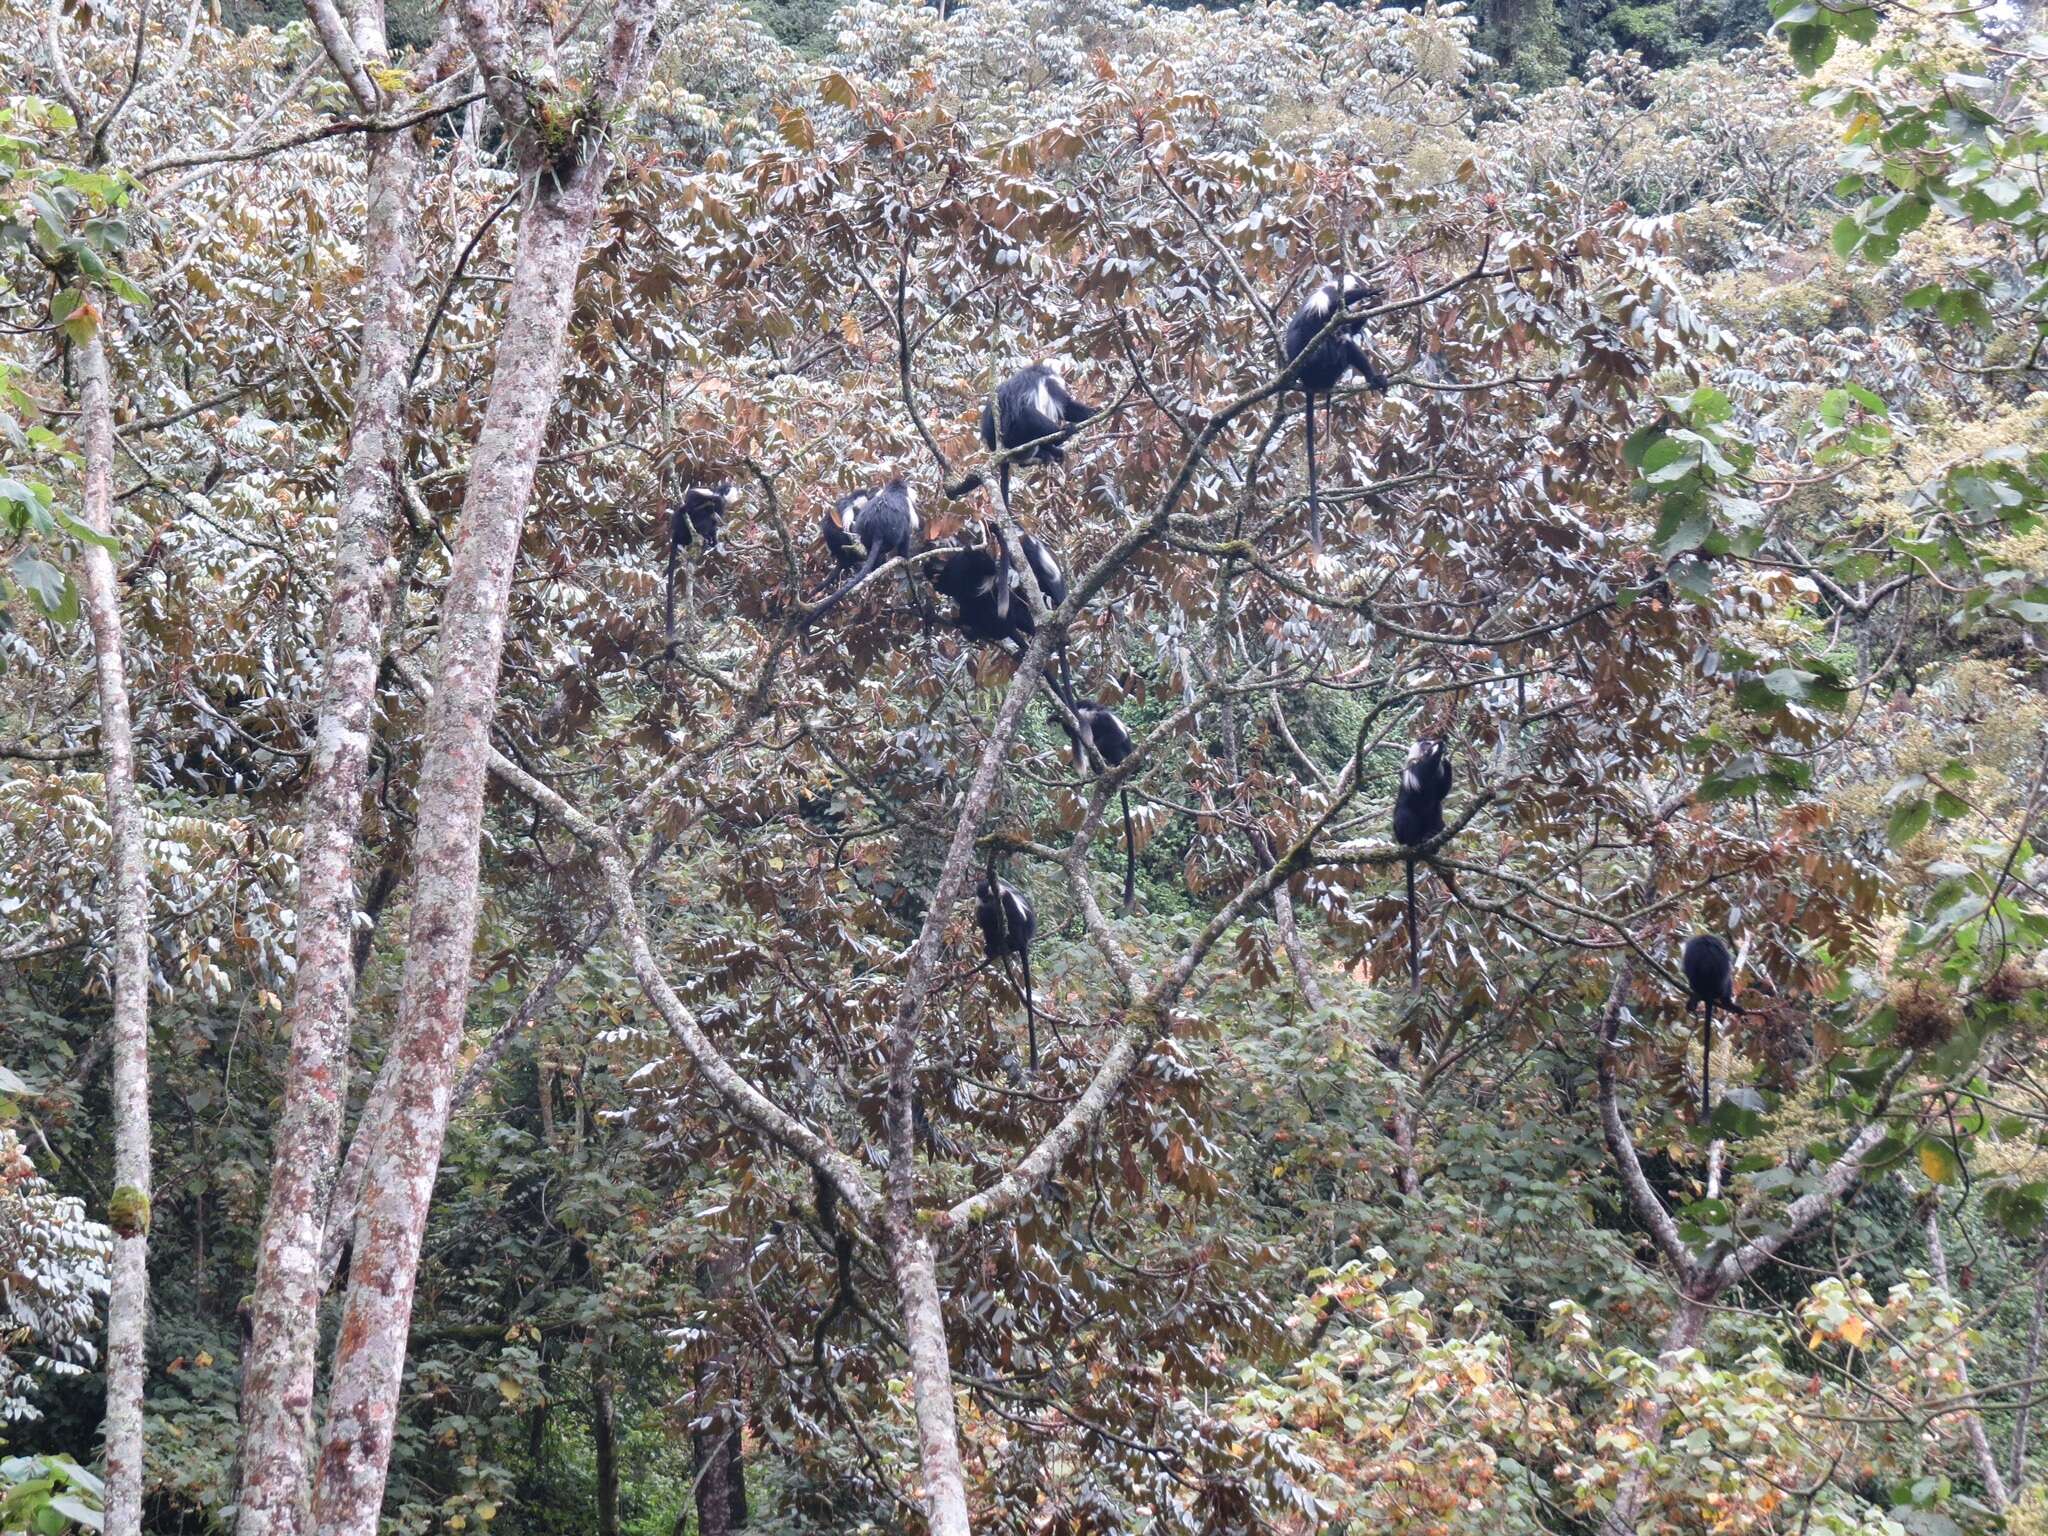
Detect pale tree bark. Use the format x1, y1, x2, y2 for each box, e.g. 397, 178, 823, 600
473, 628, 1480, 1532
885, 1231, 972, 1535
235, 3, 421, 1528
74, 322, 154, 1536
316, 889, 624, 1293
1923, 1206, 2009, 1511
873, 615, 1053, 1536
307, 2, 660, 1527
2010, 1242, 2048, 1491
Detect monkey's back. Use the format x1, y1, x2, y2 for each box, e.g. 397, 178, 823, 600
1391, 795, 1444, 847
1682, 935, 1735, 1006
1284, 300, 1359, 394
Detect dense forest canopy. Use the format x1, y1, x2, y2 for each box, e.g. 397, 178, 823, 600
3, 0, 2048, 1530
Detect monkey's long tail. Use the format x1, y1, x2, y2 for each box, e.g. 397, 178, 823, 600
1034, 638, 1077, 715
1701, 1001, 1714, 1121
803, 543, 885, 629
1304, 393, 1321, 554
1020, 947, 1036, 1070
811, 1180, 854, 1372
1405, 858, 1420, 992
663, 525, 681, 656
1120, 789, 1136, 913
1055, 635, 1077, 711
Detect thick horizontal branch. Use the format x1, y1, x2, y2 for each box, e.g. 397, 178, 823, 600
138, 90, 485, 177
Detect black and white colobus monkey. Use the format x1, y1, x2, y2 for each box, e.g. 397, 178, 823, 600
820, 488, 870, 574
963, 365, 1100, 508
1390, 737, 1453, 990
977, 871, 1039, 1066
1281, 273, 1388, 552
1681, 933, 1745, 1119
1060, 699, 1136, 912
930, 526, 1075, 696
663, 481, 733, 652
808, 477, 920, 624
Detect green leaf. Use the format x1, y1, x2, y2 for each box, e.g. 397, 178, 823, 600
50, 505, 117, 553
1918, 1137, 1962, 1185
6, 553, 75, 621
1653, 507, 1713, 557
1783, 20, 1839, 71
46, 1495, 102, 1532
1888, 798, 1933, 848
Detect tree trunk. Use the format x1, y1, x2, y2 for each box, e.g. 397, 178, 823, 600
725, 1415, 747, 1530
690, 1353, 736, 1536
591, 1337, 619, 1536
690, 1278, 745, 1536
75, 322, 154, 1536
306, 82, 647, 1536
236, 27, 419, 1530
1924, 1207, 2009, 1510
885, 1229, 972, 1536
1597, 1289, 1710, 1536
2010, 1241, 2048, 1491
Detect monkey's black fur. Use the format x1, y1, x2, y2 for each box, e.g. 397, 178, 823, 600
1682, 933, 1743, 1119
1281, 274, 1388, 551
930, 528, 1075, 697
963, 365, 1100, 507
672, 481, 731, 551
1391, 737, 1452, 990
664, 481, 732, 653
811, 1170, 856, 1371
821, 489, 870, 574
1061, 699, 1137, 912
808, 477, 920, 626
977, 874, 1039, 1066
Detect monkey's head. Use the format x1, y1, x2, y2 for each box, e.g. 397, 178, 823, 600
1339, 273, 1385, 311
1402, 737, 1451, 797
830, 489, 868, 529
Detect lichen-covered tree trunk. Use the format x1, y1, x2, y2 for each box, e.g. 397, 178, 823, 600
591, 1334, 620, 1536
236, 28, 419, 1532
689, 1363, 741, 1536
1597, 1289, 1709, 1536
306, 86, 649, 1536
886, 1229, 973, 1536
1924, 1206, 2009, 1511
74, 322, 153, 1536
691, 1255, 746, 1535
2012, 1242, 2048, 1491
